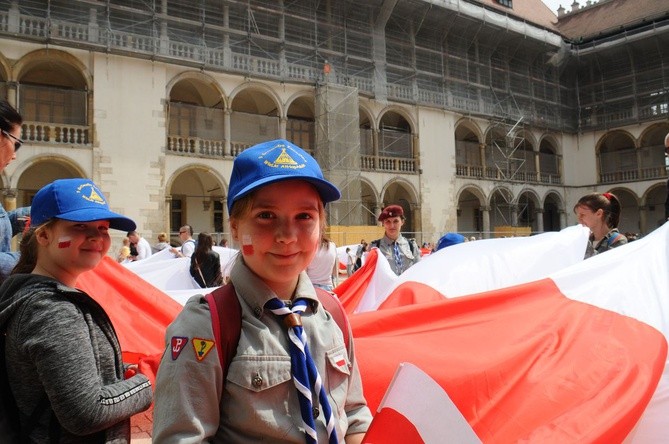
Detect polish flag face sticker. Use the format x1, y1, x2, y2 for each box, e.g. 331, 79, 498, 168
58, 236, 72, 248
171, 336, 188, 360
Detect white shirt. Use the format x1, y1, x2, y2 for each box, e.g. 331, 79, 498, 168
135, 237, 153, 260
181, 239, 196, 257
306, 241, 337, 287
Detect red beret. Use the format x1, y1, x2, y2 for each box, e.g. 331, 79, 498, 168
378, 204, 404, 221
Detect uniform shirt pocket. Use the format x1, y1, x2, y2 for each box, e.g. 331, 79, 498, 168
227, 355, 292, 392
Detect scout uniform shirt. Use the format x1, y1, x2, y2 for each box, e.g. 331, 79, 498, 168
372, 235, 420, 276
152, 258, 372, 443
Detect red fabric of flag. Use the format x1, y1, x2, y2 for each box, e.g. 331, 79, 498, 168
352, 278, 666, 443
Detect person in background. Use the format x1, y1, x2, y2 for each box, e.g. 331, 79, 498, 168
370, 204, 420, 275
353, 239, 367, 272
346, 247, 355, 277
116, 236, 131, 263
171, 224, 195, 258
127, 230, 152, 261
0, 100, 30, 282
153, 231, 171, 254
0, 178, 152, 442
219, 237, 229, 248
574, 192, 628, 258
189, 232, 223, 288
307, 235, 338, 291
153, 138, 371, 443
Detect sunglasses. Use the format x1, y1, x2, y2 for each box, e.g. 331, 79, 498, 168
1, 129, 23, 152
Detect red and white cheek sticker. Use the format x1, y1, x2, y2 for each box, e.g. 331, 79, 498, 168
57, 236, 72, 248
242, 234, 254, 255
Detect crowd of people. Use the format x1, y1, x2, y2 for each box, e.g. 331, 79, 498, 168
0, 96, 666, 442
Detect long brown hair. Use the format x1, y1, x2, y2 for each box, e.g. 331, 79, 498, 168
574, 192, 622, 229
12, 220, 57, 275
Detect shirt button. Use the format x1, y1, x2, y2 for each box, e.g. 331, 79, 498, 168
252, 372, 263, 388
253, 306, 263, 318
312, 406, 320, 419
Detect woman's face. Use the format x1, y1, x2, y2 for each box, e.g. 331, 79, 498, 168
37, 219, 112, 280
575, 205, 604, 230
230, 180, 321, 298
0, 124, 21, 172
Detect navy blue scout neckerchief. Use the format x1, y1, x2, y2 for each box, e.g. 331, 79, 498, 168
265, 297, 338, 444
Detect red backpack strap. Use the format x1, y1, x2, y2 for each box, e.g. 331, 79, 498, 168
315, 288, 352, 359
205, 283, 241, 381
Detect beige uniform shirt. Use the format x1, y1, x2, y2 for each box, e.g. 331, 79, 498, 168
153, 258, 372, 443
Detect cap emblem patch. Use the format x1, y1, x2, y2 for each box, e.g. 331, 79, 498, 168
77, 183, 107, 206
261, 143, 307, 170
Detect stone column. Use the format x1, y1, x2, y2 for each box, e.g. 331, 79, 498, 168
535, 208, 544, 233
224, 108, 231, 156
638, 205, 647, 235
279, 116, 287, 140
165, 195, 172, 235
482, 205, 491, 239
559, 209, 567, 230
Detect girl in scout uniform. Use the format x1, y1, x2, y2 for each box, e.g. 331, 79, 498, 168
153, 139, 372, 443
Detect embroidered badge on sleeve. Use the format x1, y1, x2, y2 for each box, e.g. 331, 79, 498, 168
171, 336, 189, 360
192, 338, 216, 362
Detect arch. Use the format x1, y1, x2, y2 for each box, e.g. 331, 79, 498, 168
359, 105, 375, 156
641, 182, 668, 231
286, 93, 315, 151
488, 186, 515, 233
229, 83, 282, 148
512, 129, 537, 151
596, 129, 637, 154
358, 103, 376, 129
285, 91, 316, 118
542, 190, 564, 232
229, 82, 283, 116
378, 108, 415, 159
455, 183, 486, 204
14, 49, 91, 89
638, 122, 669, 147
167, 71, 227, 108
14, 156, 87, 207
0, 53, 10, 82
454, 118, 483, 142
539, 133, 561, 156
456, 184, 485, 237
516, 188, 541, 232
380, 178, 420, 234
597, 130, 637, 182
378, 106, 416, 133
166, 164, 228, 235
360, 178, 380, 226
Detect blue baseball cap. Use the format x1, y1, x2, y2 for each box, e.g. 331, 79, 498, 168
31, 178, 136, 232
436, 233, 466, 251
227, 139, 341, 212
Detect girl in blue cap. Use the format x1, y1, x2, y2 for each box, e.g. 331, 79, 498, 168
0, 178, 152, 442
153, 139, 372, 443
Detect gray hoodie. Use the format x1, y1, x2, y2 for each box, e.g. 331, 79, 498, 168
0, 274, 152, 443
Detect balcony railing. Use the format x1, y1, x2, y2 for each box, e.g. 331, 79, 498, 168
457, 163, 563, 184
167, 135, 225, 157
361, 155, 417, 173
600, 166, 667, 184
22, 122, 90, 145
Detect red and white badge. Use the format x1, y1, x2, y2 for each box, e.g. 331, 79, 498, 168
171, 336, 188, 360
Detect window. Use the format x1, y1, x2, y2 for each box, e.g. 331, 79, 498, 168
496, 0, 512, 7
170, 198, 183, 233
213, 200, 224, 233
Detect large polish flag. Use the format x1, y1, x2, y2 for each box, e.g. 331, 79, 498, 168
77, 223, 669, 442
